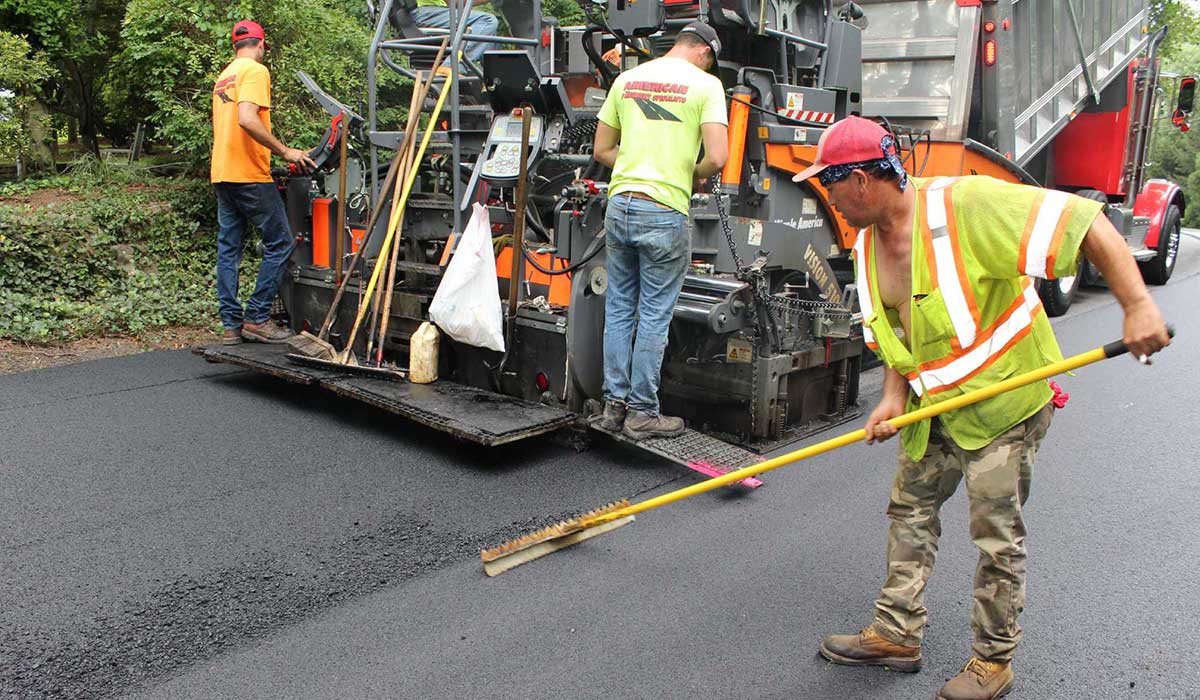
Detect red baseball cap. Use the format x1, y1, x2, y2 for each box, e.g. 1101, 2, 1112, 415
791, 116, 894, 182
232, 20, 270, 50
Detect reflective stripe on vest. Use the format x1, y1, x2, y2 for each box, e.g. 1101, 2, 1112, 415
923, 177, 980, 349
1018, 189, 1072, 278
906, 278, 1041, 397
853, 230, 878, 350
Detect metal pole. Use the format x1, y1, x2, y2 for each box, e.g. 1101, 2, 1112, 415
334, 111, 349, 285
1065, 0, 1100, 106
450, 0, 472, 235
367, 0, 395, 197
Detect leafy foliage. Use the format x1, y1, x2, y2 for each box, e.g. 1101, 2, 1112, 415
108, 0, 373, 171
0, 31, 56, 166
0, 0, 127, 154
0, 168, 251, 342
1148, 38, 1200, 227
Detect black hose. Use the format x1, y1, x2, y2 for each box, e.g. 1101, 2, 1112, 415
730, 96, 832, 128
522, 230, 605, 276
583, 27, 616, 90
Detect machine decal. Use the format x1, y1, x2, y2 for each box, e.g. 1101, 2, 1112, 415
726, 338, 754, 363
748, 220, 763, 246
777, 107, 836, 124
805, 242, 843, 304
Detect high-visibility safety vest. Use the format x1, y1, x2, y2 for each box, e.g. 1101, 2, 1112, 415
852, 176, 1104, 461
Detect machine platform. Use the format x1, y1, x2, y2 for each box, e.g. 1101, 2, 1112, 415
588, 418, 765, 488
199, 344, 575, 446
199, 343, 348, 385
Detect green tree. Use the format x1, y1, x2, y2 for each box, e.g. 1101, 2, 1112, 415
0, 0, 127, 156
1148, 39, 1200, 227
0, 31, 57, 174
109, 0, 373, 169
1149, 0, 1200, 60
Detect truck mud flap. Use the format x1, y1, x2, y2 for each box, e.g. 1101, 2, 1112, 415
199, 344, 349, 385
589, 419, 765, 488
321, 377, 576, 446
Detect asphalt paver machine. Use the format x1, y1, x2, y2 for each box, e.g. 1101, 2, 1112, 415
202, 0, 875, 470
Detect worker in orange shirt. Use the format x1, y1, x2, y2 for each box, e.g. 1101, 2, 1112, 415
211, 20, 315, 345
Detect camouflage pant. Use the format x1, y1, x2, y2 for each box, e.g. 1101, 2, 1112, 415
873, 403, 1054, 662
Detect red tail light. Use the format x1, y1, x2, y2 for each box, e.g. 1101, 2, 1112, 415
535, 372, 549, 392
984, 39, 998, 66
983, 21, 995, 33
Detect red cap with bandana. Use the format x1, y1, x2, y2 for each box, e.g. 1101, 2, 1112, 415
791, 116, 896, 183
232, 20, 270, 51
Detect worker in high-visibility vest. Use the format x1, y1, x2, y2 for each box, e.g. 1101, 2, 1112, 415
793, 116, 1170, 700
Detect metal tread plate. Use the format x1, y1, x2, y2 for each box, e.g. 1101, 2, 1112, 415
589, 419, 764, 485
200, 344, 350, 385
321, 376, 576, 446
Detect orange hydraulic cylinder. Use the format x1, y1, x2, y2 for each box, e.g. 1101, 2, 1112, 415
721, 86, 753, 187
311, 197, 334, 267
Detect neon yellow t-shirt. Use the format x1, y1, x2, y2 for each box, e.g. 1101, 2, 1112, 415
597, 57, 728, 214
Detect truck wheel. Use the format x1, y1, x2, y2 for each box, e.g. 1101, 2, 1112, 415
1037, 265, 1082, 317
1139, 203, 1182, 285
1074, 189, 1107, 288
1037, 189, 1107, 316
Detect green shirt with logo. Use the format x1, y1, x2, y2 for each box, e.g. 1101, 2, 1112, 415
597, 57, 728, 214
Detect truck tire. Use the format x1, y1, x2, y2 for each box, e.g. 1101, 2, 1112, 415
1074, 189, 1107, 287
1037, 189, 1106, 317
1037, 269, 1082, 317
1139, 203, 1182, 286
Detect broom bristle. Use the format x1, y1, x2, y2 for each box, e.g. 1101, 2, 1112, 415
480, 499, 631, 563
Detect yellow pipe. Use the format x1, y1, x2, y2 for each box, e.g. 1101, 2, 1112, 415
585, 343, 1120, 526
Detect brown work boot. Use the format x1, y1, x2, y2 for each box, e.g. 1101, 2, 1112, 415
597, 400, 627, 432
221, 327, 243, 346
241, 320, 294, 344
819, 623, 922, 673
935, 657, 1013, 700
621, 410, 685, 440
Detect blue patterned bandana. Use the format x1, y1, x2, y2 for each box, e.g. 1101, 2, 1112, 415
817, 135, 908, 191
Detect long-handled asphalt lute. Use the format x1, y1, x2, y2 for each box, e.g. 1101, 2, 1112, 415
481, 331, 1173, 576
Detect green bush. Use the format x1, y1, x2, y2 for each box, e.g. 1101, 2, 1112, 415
0, 169, 259, 343
107, 0, 374, 171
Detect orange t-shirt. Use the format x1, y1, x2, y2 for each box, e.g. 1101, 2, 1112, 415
211, 57, 273, 183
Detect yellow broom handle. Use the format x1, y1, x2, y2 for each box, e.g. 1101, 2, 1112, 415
588, 334, 1159, 525
348, 69, 453, 337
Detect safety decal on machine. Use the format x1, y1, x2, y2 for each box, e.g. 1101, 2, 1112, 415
777, 108, 836, 124
748, 220, 763, 246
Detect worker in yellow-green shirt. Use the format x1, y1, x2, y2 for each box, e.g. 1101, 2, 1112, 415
412, 0, 500, 63
591, 21, 728, 440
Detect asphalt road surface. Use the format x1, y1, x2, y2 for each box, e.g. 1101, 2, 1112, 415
3, 238, 1199, 700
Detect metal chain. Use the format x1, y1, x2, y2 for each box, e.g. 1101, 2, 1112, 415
708, 175, 781, 351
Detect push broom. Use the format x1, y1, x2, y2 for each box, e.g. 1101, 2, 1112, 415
481, 330, 1173, 576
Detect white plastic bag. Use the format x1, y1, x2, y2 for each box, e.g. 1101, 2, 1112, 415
429, 203, 506, 352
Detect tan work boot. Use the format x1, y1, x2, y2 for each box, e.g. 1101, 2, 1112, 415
621, 410, 685, 440
222, 327, 243, 346
597, 400, 627, 432
936, 657, 1013, 700
242, 320, 294, 344
819, 623, 922, 673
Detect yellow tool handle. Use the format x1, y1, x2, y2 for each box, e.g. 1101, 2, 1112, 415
347, 68, 453, 341
586, 334, 1162, 526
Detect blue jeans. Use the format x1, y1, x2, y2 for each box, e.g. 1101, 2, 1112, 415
603, 193, 690, 415
410, 6, 501, 64
214, 182, 294, 329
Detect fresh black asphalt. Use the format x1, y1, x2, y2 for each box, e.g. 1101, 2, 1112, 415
3, 272, 1198, 700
